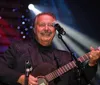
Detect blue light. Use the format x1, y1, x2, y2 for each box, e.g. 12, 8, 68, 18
24, 18, 27, 21
22, 21, 25, 24
21, 31, 24, 34
23, 35, 26, 39
30, 26, 33, 29
12, 9, 16, 12
17, 26, 20, 29
25, 28, 28, 31
22, 15, 25, 18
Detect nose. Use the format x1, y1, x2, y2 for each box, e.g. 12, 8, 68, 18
44, 24, 49, 30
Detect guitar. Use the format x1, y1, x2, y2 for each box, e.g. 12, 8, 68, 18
32, 47, 100, 85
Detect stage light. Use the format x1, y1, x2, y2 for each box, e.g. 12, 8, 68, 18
28, 4, 41, 15
30, 26, 33, 29
22, 35, 26, 39
20, 31, 24, 34
12, 9, 16, 12
17, 26, 20, 29
28, 4, 35, 10
21, 15, 25, 18
22, 21, 25, 25
25, 28, 28, 31
24, 18, 27, 21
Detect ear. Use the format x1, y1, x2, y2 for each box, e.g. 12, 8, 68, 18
33, 27, 36, 34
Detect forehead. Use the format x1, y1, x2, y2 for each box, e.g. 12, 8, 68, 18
37, 14, 55, 21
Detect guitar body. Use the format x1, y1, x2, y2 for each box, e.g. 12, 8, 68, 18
28, 46, 100, 85
31, 63, 56, 85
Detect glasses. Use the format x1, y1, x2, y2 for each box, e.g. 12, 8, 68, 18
36, 22, 54, 27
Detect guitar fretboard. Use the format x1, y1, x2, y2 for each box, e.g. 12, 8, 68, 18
45, 54, 89, 82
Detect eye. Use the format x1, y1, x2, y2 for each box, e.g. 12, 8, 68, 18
48, 23, 54, 27
38, 23, 45, 27
37, 22, 54, 27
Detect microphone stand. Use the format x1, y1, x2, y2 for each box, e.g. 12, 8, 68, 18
57, 33, 93, 85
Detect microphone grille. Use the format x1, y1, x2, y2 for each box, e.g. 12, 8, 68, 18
53, 21, 58, 26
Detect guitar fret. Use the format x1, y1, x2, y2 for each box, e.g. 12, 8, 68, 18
56, 69, 60, 76
79, 57, 83, 62
61, 66, 66, 72
50, 71, 55, 80
67, 64, 71, 69
72, 61, 76, 67
64, 64, 69, 71
81, 56, 85, 62
60, 67, 64, 74
59, 67, 65, 75
56, 69, 61, 76
46, 71, 57, 82
45, 51, 92, 82
50, 72, 56, 81
78, 56, 83, 62
84, 54, 89, 59
53, 70, 58, 78
48, 73, 53, 81
48, 74, 52, 81
46, 74, 51, 82
69, 62, 73, 68
52, 70, 58, 79
50, 73, 54, 81
58, 68, 63, 75
78, 57, 81, 62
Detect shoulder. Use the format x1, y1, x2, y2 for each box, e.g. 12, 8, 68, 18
8, 39, 33, 51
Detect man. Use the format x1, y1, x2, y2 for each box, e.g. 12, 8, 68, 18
0, 12, 100, 85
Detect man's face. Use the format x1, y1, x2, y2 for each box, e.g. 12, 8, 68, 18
34, 14, 56, 46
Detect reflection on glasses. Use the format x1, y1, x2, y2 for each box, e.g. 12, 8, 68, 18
37, 22, 54, 27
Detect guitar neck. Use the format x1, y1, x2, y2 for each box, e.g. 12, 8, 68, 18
45, 54, 89, 82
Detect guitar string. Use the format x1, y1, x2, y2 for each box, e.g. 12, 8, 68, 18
45, 54, 90, 82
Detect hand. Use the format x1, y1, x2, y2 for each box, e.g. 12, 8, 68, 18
88, 47, 100, 66
17, 74, 38, 85
28, 75, 38, 85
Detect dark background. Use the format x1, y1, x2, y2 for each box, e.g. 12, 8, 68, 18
0, 0, 100, 84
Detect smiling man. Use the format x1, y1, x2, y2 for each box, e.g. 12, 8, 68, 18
0, 12, 100, 85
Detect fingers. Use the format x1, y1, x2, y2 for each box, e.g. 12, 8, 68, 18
88, 48, 100, 66
98, 47, 100, 50
89, 50, 100, 59
28, 75, 38, 85
90, 46, 100, 51
90, 46, 95, 51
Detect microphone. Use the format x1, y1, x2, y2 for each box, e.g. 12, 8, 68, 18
53, 22, 66, 35
25, 60, 32, 77
24, 60, 32, 85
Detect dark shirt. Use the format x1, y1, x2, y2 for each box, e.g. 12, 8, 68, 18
0, 38, 97, 85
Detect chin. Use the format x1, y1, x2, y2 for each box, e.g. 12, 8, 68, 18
41, 42, 51, 46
